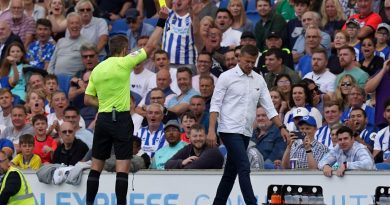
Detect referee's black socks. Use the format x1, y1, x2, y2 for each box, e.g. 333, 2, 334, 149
116, 172, 129, 205
86, 169, 101, 205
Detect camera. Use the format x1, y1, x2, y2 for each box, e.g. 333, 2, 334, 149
291, 131, 306, 140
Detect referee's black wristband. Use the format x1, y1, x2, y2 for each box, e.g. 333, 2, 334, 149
156, 18, 166, 28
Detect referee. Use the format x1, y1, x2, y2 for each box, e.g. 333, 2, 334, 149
84, 8, 169, 205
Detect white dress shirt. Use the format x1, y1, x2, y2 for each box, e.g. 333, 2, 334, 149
210, 65, 278, 137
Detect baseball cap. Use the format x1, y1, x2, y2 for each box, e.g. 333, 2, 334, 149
164, 120, 181, 131
125, 9, 140, 21
241, 31, 256, 40
346, 18, 360, 28
266, 31, 281, 39
292, 107, 309, 118
298, 115, 317, 127
377, 23, 390, 33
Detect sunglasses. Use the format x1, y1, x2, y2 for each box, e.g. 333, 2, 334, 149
61, 130, 74, 134
79, 8, 92, 12
340, 82, 352, 87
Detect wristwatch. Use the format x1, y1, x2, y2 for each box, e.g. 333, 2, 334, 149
278, 124, 287, 130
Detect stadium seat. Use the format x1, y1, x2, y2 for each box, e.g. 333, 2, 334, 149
56, 74, 72, 97
246, 11, 261, 25
109, 19, 128, 37
143, 18, 158, 27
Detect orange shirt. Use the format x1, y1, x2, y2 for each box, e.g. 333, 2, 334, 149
34, 135, 58, 163
180, 133, 190, 144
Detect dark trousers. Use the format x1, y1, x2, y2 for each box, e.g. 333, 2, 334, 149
213, 133, 257, 205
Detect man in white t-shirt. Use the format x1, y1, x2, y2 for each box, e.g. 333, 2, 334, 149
215, 8, 242, 47
303, 48, 336, 95
192, 51, 218, 92
130, 61, 156, 98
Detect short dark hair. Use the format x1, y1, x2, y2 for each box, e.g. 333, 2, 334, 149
294, 0, 310, 6
311, 48, 328, 59
256, 0, 271, 5
180, 111, 196, 122
64, 106, 80, 116
12, 105, 27, 115
324, 100, 341, 111
44, 74, 58, 84
216, 8, 233, 20
19, 134, 34, 145
385, 98, 390, 110
274, 74, 292, 87
36, 18, 52, 29
289, 83, 313, 108
197, 51, 212, 61
109, 35, 128, 56
339, 45, 356, 56
154, 49, 169, 59
240, 45, 258, 57
32, 114, 48, 125
177, 67, 193, 77
189, 124, 205, 134
336, 126, 353, 138
264, 48, 283, 59
350, 107, 367, 118
190, 95, 205, 102
199, 75, 214, 84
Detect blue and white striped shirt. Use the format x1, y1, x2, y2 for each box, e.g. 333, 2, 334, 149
162, 10, 196, 65
315, 125, 333, 148
137, 123, 167, 157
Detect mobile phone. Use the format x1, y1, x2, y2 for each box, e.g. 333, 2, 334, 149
292, 131, 306, 140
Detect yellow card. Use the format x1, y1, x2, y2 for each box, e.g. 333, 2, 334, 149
159, 0, 166, 8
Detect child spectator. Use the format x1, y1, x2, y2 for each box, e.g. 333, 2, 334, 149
180, 111, 196, 143
0, 138, 14, 157
375, 23, 390, 60
11, 134, 42, 170
25, 89, 46, 124
32, 114, 57, 164
44, 74, 59, 113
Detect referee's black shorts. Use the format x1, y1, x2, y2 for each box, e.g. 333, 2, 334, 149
92, 111, 133, 160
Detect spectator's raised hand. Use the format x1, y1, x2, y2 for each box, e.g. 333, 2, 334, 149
6, 56, 16, 65
159, 6, 169, 19
287, 132, 297, 148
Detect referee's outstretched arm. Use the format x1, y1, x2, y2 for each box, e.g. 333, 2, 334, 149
143, 7, 169, 57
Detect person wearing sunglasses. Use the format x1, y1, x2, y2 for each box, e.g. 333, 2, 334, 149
335, 74, 357, 112
63, 106, 92, 149
53, 121, 89, 166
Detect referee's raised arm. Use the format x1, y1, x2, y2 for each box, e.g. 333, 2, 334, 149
143, 7, 169, 57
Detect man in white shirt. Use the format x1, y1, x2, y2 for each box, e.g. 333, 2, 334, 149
208, 45, 288, 205
130, 61, 157, 98
192, 51, 218, 92
215, 8, 241, 47
303, 48, 336, 95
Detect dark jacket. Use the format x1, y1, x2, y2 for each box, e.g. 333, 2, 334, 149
165, 144, 224, 169
53, 138, 89, 166
1, 33, 23, 62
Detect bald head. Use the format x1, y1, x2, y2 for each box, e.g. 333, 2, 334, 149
156, 69, 172, 89
0, 21, 11, 42
302, 11, 321, 29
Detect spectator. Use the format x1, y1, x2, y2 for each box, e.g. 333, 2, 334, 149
254, 0, 286, 51
328, 30, 351, 75
79, 43, 99, 72
360, 36, 384, 76
282, 115, 329, 169
252, 106, 286, 169
44, 74, 59, 110
297, 25, 325, 77
153, 50, 179, 94
346, 107, 376, 151
228, 0, 253, 32
192, 51, 218, 92
270, 88, 288, 120
276, 0, 295, 21
365, 59, 390, 128
189, 95, 210, 134
341, 85, 375, 130
320, 0, 346, 40
26, 19, 55, 71
286, 0, 310, 48
0, 88, 13, 130
96, 0, 131, 21
223, 49, 237, 70
330, 123, 343, 148
23, 0, 45, 21
374, 98, 390, 169
27, 72, 45, 92
0, 0, 11, 20
194, 16, 215, 51
48, 12, 89, 76
5, 0, 36, 49
150, 120, 187, 169
125, 9, 154, 51
25, 89, 46, 123
136, 103, 167, 157
256, 32, 294, 76
75, 0, 108, 58
303, 48, 336, 95
53, 121, 89, 166
138, 88, 178, 127
130, 60, 156, 98
0, 21, 23, 62
0, 42, 28, 101
197, 0, 218, 20
46, 0, 67, 41
32, 114, 57, 164
263, 48, 300, 89
0, 105, 34, 152
315, 101, 343, 148
275, 74, 293, 106
384, 0, 390, 24
303, 78, 332, 116
199, 75, 214, 111
179, 111, 196, 144
342, 0, 382, 39
162, 0, 196, 67
167, 67, 199, 115
165, 124, 224, 169
336, 46, 369, 88
63, 106, 92, 149
346, 19, 362, 61
131, 136, 151, 168
335, 74, 358, 112
375, 23, 390, 60
284, 83, 323, 131
0, 137, 13, 157
201, 26, 227, 77
11, 134, 41, 170
215, 8, 242, 47
292, 11, 331, 63
318, 126, 375, 176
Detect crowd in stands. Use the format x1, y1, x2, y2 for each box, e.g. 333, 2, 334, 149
0, 0, 390, 175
